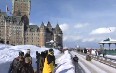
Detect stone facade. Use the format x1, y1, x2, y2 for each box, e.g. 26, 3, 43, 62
24, 25, 39, 46
0, 11, 24, 45
0, 0, 63, 48
0, 10, 63, 48
38, 21, 63, 48
12, 0, 31, 17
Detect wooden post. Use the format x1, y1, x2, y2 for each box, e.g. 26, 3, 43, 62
109, 43, 111, 50
115, 44, 116, 50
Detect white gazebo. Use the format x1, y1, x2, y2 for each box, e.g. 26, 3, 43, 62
99, 37, 116, 49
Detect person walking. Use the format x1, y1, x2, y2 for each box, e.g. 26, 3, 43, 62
73, 55, 79, 63
8, 51, 25, 73
24, 49, 32, 64
36, 51, 41, 73
73, 55, 79, 73
24, 49, 34, 73
84, 48, 87, 54
24, 55, 34, 73
43, 49, 55, 73
39, 51, 46, 73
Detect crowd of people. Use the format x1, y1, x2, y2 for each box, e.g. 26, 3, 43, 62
8, 49, 56, 73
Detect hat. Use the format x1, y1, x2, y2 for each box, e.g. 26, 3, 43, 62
19, 51, 24, 56
49, 49, 54, 52
27, 49, 30, 54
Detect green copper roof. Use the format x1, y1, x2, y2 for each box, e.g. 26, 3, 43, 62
28, 25, 39, 32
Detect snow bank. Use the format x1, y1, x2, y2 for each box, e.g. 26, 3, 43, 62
0, 45, 60, 64
106, 55, 116, 59
0, 44, 60, 73
55, 50, 75, 73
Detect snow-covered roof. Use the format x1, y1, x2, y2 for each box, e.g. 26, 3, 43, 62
99, 37, 116, 44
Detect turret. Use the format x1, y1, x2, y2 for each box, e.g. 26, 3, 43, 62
40, 22, 45, 28
47, 21, 52, 30
39, 22, 46, 47
55, 24, 62, 34
53, 24, 63, 48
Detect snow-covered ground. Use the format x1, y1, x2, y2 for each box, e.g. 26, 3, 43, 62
71, 51, 116, 73
0, 44, 60, 73
55, 50, 75, 73
1, 44, 116, 73
0, 44, 75, 73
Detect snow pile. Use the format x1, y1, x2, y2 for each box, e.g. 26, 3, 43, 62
0, 44, 75, 73
55, 50, 75, 73
106, 55, 116, 59
0, 45, 60, 64
0, 44, 60, 73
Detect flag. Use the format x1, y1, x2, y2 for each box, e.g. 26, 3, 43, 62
6, 5, 9, 12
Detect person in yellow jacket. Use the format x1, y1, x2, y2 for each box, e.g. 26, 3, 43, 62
43, 49, 55, 73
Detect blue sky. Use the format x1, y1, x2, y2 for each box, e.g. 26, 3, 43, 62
1, 0, 116, 48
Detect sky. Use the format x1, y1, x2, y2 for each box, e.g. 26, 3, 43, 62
0, 0, 116, 48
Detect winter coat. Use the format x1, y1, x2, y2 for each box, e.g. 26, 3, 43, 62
84, 49, 87, 54
25, 53, 32, 64
8, 56, 25, 73
39, 55, 44, 71
43, 53, 55, 73
23, 63, 34, 73
73, 56, 79, 62
24, 53, 34, 73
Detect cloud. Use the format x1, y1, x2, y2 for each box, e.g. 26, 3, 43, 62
81, 36, 105, 42
90, 27, 116, 35
59, 23, 69, 32
63, 35, 82, 41
29, 23, 35, 25
74, 23, 89, 28
63, 36, 68, 41
82, 38, 96, 42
